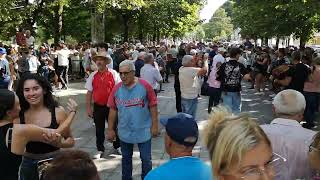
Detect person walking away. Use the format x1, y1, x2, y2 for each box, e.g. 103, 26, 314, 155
303, 57, 320, 129
217, 48, 250, 114
173, 47, 186, 113
140, 53, 163, 95
134, 52, 145, 77
107, 60, 159, 180
0, 48, 11, 89
179, 55, 208, 118
86, 54, 121, 158
165, 45, 178, 83
274, 51, 310, 93
207, 47, 226, 113
145, 113, 212, 180
56, 42, 71, 89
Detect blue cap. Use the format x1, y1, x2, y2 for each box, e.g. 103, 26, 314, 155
0, 48, 6, 54
160, 113, 198, 147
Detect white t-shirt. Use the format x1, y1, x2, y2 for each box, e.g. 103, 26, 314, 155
26, 36, 35, 47
179, 66, 200, 99
28, 55, 40, 72
70, 49, 80, 61
85, 68, 121, 91
57, 48, 70, 66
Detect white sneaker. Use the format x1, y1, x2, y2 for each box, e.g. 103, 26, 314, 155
93, 151, 104, 159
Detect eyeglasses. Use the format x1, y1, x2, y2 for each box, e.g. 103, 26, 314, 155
224, 153, 287, 180
119, 71, 133, 76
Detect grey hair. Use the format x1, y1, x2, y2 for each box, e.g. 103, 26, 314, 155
119, 60, 136, 71
138, 52, 146, 59
273, 89, 306, 116
144, 53, 154, 63
182, 55, 193, 66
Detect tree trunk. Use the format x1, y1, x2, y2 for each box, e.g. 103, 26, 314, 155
91, 9, 105, 44
152, 27, 156, 42
275, 37, 280, 49
300, 37, 306, 49
138, 18, 143, 42
156, 29, 160, 44
264, 38, 268, 46
53, 2, 64, 44
122, 13, 129, 42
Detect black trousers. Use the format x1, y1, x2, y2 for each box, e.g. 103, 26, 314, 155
93, 103, 120, 151
174, 85, 182, 113
57, 66, 68, 88
208, 86, 222, 108
165, 61, 175, 81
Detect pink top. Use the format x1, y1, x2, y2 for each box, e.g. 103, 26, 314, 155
207, 54, 225, 88
304, 67, 320, 93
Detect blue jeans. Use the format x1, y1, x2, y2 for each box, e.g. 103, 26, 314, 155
181, 98, 198, 118
19, 157, 40, 180
222, 92, 241, 114
303, 92, 320, 128
120, 139, 152, 180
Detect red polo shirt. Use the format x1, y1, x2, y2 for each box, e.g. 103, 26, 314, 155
87, 70, 116, 106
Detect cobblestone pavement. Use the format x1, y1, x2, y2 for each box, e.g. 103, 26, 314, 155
53, 77, 278, 180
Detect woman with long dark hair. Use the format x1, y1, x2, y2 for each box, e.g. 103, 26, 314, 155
0, 89, 77, 180
16, 74, 76, 180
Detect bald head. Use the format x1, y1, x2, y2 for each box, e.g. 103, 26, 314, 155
273, 89, 306, 117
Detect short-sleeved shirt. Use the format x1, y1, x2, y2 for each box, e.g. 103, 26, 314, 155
135, 59, 145, 77
141, 64, 163, 89
218, 59, 247, 92
57, 48, 70, 66
0, 58, 11, 77
208, 54, 225, 88
145, 157, 213, 180
85, 69, 121, 106
179, 66, 200, 99
286, 63, 310, 92
107, 79, 157, 144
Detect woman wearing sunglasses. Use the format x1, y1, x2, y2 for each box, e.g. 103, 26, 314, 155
203, 107, 286, 180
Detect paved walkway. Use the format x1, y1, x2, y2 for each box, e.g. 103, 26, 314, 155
54, 77, 275, 180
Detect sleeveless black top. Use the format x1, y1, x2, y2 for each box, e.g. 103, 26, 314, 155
0, 123, 22, 180
20, 108, 60, 154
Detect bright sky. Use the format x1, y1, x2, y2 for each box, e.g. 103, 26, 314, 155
200, 0, 228, 23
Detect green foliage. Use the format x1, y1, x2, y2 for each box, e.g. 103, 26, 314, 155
0, 0, 205, 43
232, 0, 320, 46
203, 8, 233, 40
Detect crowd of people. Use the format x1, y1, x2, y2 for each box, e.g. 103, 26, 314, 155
1, 30, 320, 180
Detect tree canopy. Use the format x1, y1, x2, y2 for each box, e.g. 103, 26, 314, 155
232, 0, 320, 47
202, 8, 234, 41
0, 0, 204, 43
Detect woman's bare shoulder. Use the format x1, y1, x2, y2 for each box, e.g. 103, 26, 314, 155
55, 106, 67, 123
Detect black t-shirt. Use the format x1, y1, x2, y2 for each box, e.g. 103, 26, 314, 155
218, 60, 247, 92
286, 63, 310, 92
